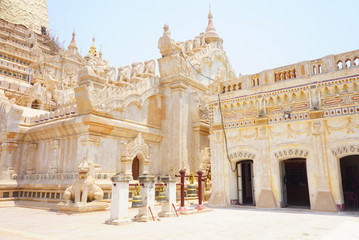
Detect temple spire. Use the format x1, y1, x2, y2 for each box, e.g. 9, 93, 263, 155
68, 31, 78, 50
204, 6, 221, 43
99, 45, 103, 59
88, 36, 97, 57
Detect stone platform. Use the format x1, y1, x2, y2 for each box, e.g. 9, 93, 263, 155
1, 206, 359, 240
57, 202, 109, 212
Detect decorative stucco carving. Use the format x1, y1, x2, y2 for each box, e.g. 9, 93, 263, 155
274, 149, 309, 160
121, 133, 151, 161
229, 151, 256, 161
87, 76, 160, 113
331, 145, 359, 158
83, 54, 116, 83
199, 97, 210, 121
158, 24, 181, 57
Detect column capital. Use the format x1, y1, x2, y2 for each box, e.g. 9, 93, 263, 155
138, 174, 156, 183
111, 173, 132, 182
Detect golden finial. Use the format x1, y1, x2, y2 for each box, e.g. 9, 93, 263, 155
88, 36, 97, 56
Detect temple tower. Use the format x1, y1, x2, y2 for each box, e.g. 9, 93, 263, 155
0, 0, 49, 34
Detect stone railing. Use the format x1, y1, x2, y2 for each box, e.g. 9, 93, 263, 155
334, 51, 359, 70
22, 105, 78, 125
210, 49, 359, 94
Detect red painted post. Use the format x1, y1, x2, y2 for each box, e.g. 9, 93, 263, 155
195, 170, 205, 210
177, 169, 188, 212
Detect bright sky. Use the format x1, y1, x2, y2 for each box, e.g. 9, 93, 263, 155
48, 0, 358, 76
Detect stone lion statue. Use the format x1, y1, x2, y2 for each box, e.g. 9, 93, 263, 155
63, 157, 103, 204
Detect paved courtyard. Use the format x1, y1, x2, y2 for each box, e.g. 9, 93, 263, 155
0, 205, 359, 240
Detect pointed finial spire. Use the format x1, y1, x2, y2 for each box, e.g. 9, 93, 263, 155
205, 5, 221, 44
88, 36, 97, 56
99, 45, 103, 59
68, 30, 78, 50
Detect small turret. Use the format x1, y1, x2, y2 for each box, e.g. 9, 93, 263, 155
68, 31, 78, 51
204, 7, 221, 44
158, 24, 181, 57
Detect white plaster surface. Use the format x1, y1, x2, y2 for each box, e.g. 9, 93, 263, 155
0, 207, 359, 240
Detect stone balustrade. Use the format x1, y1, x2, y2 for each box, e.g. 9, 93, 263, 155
25, 105, 78, 125
210, 49, 359, 94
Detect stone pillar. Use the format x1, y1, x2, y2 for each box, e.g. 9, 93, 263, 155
48, 139, 60, 174
106, 173, 132, 225
142, 159, 151, 175
171, 83, 189, 171
0, 141, 18, 180
161, 82, 190, 175
134, 175, 156, 222
208, 131, 230, 207
26, 142, 38, 174
256, 125, 277, 209
79, 134, 101, 168
120, 156, 133, 177
159, 175, 177, 217
311, 119, 337, 212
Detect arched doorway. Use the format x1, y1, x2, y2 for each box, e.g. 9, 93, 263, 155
132, 156, 140, 180
281, 158, 310, 208
340, 155, 359, 211
236, 160, 255, 205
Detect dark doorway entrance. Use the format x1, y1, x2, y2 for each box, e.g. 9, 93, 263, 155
132, 156, 140, 180
282, 158, 310, 207
340, 155, 359, 210
236, 160, 254, 205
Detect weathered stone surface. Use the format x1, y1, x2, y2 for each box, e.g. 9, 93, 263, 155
0, 0, 48, 33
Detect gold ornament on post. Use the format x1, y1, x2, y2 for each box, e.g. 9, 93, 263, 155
156, 183, 167, 203
186, 173, 197, 197
131, 183, 143, 208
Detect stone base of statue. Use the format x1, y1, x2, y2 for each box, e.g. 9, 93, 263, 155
105, 218, 132, 225
57, 201, 109, 212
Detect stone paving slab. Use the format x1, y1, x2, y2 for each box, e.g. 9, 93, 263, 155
0, 206, 359, 240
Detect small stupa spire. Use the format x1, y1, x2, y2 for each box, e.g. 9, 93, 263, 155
205, 5, 221, 43
88, 36, 97, 56
68, 31, 78, 50
99, 45, 103, 59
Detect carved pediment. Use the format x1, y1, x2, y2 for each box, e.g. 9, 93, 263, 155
75, 76, 160, 114
121, 133, 151, 161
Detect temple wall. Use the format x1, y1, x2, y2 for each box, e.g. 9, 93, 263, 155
209, 53, 359, 211
0, 0, 49, 34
